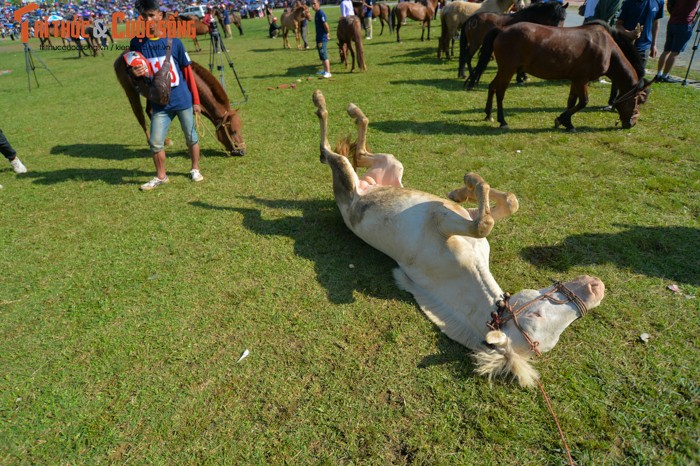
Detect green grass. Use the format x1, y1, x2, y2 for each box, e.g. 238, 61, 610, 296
1, 9, 699, 464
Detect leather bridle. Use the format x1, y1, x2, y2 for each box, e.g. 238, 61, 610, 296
487, 281, 589, 356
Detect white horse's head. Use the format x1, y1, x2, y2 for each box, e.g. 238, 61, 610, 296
475, 275, 605, 387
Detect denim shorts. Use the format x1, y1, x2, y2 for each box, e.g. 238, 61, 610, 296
663, 23, 693, 53
149, 107, 199, 153
317, 40, 328, 61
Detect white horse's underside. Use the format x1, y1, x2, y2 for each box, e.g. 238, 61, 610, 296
313, 90, 605, 387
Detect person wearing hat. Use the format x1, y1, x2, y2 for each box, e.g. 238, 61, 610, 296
269, 15, 282, 38
129, 0, 204, 190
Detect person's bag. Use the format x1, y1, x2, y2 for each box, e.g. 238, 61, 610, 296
147, 38, 173, 106
125, 38, 173, 106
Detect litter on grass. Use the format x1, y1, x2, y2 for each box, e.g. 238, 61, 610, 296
237, 349, 250, 363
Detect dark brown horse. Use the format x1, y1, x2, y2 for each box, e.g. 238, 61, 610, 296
467, 21, 652, 130
213, 7, 243, 37
353, 2, 393, 35
373, 3, 393, 35
177, 14, 210, 52
390, 0, 440, 42
281, 4, 312, 49
114, 56, 245, 156
337, 16, 367, 72
457, 1, 568, 79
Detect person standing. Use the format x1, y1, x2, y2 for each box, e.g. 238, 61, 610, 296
0, 129, 27, 174
655, 0, 700, 81
594, 0, 624, 24
222, 5, 232, 38
606, 0, 664, 110
363, 0, 373, 39
296, 0, 310, 48
312, 0, 331, 78
130, 0, 204, 190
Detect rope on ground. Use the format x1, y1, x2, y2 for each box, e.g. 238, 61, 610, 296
537, 378, 575, 466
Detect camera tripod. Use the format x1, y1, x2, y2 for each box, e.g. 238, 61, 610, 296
24, 43, 62, 94
682, 8, 700, 86
208, 24, 247, 104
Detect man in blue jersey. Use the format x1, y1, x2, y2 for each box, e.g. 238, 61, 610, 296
606, 0, 664, 109
129, 0, 203, 190
312, 0, 332, 78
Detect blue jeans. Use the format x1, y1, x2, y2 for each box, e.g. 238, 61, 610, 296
149, 107, 199, 153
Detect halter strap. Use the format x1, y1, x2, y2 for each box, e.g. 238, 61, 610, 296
487, 280, 589, 356
611, 78, 645, 105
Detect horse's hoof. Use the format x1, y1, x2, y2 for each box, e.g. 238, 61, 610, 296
566, 127, 577, 133
554, 118, 561, 128
484, 116, 494, 123
499, 124, 509, 130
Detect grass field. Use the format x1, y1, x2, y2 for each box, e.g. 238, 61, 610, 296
1, 9, 699, 464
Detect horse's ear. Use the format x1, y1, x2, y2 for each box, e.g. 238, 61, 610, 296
563, 2, 569, 8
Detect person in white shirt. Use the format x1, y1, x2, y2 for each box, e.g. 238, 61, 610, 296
340, 0, 355, 17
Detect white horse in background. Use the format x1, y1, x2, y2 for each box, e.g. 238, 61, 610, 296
312, 90, 605, 387
438, 0, 526, 59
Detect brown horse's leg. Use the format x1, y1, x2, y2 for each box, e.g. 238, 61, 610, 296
114, 56, 150, 142
555, 82, 589, 132
485, 81, 496, 122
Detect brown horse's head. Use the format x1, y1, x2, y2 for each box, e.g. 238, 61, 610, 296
615, 78, 653, 129
217, 109, 246, 156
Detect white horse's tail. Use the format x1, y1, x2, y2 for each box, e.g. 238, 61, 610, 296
473, 330, 539, 387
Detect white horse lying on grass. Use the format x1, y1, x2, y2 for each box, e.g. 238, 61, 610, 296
312, 90, 605, 387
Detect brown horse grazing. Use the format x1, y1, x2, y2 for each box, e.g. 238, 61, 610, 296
457, 1, 568, 79
114, 56, 246, 156
214, 7, 244, 37
177, 14, 211, 52
466, 21, 652, 131
337, 16, 367, 72
390, 0, 440, 42
281, 4, 312, 49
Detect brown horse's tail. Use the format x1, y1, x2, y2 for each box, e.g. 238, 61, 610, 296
386, 4, 393, 32
390, 6, 396, 32
466, 27, 500, 90
457, 17, 472, 78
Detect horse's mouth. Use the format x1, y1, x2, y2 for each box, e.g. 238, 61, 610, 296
230, 147, 246, 156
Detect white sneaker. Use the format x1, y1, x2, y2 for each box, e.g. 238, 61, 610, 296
140, 176, 169, 191
189, 169, 204, 182
316, 70, 325, 75
10, 157, 27, 174
322, 72, 332, 78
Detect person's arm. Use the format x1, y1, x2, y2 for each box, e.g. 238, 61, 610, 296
182, 64, 201, 113
615, 19, 642, 41
650, 18, 659, 57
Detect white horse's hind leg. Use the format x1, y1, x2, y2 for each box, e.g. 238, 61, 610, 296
437, 173, 494, 238
346, 103, 404, 187
449, 173, 519, 221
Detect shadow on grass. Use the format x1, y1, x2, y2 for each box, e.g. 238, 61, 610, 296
250, 64, 319, 79
372, 119, 619, 135
190, 197, 409, 305
50, 143, 228, 160
190, 197, 479, 378
20, 168, 155, 185
389, 78, 464, 91
522, 225, 700, 286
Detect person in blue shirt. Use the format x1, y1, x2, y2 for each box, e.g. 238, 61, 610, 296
605, 0, 664, 109
312, 0, 331, 78
363, 0, 373, 39
130, 0, 203, 190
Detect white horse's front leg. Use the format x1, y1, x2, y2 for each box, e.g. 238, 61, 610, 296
448, 173, 519, 221
438, 175, 494, 238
